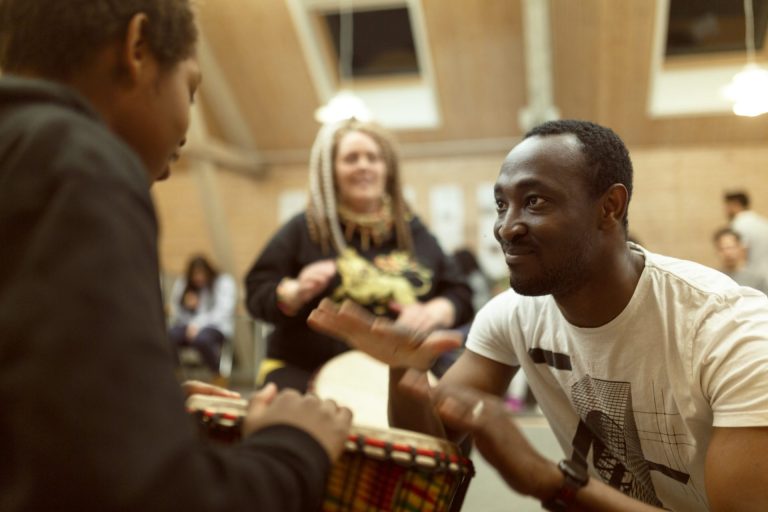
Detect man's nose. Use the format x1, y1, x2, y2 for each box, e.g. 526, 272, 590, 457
496, 210, 527, 241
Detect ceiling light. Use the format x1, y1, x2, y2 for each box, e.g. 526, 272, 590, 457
723, 64, 768, 117
722, 0, 768, 117
314, 89, 373, 124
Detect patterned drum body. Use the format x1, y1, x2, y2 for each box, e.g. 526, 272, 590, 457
186, 395, 475, 511
325, 425, 474, 512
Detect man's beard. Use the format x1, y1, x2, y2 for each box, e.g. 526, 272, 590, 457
508, 238, 594, 297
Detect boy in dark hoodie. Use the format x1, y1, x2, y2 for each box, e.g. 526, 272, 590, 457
0, 2, 351, 511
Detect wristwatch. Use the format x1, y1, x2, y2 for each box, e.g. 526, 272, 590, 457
541, 459, 589, 511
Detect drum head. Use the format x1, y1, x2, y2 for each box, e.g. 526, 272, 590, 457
312, 351, 437, 429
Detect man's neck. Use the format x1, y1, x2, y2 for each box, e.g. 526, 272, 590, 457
553, 245, 645, 328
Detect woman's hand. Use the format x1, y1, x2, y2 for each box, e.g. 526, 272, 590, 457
390, 297, 456, 335
277, 260, 337, 315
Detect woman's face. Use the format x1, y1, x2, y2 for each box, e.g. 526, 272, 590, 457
190, 267, 208, 288
334, 130, 388, 213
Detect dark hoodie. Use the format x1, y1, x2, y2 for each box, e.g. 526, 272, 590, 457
0, 76, 330, 511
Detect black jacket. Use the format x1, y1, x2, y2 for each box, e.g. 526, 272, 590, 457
0, 76, 330, 511
245, 212, 473, 373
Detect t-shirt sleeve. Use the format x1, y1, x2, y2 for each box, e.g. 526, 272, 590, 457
694, 288, 768, 427
465, 289, 522, 367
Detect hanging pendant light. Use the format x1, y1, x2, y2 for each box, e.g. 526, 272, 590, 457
722, 0, 768, 117
314, 2, 372, 124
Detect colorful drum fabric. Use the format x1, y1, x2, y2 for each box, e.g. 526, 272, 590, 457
186, 395, 475, 512
324, 425, 474, 512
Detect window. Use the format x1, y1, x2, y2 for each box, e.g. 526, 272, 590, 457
666, 0, 768, 57
323, 7, 419, 79
287, 0, 440, 129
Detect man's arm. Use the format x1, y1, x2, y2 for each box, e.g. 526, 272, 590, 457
432, 385, 666, 512
388, 351, 516, 441
705, 426, 768, 512
307, 298, 515, 440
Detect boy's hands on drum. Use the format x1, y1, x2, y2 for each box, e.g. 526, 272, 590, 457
181, 379, 241, 399
425, 381, 560, 501
307, 298, 463, 371
243, 386, 353, 462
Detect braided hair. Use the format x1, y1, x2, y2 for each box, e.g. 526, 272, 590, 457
306, 119, 413, 254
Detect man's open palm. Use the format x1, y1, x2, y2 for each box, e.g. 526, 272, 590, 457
307, 298, 463, 371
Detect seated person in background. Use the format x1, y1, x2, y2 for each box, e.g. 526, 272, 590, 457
308, 119, 768, 511
169, 254, 236, 373
245, 119, 473, 392
452, 247, 494, 313
712, 227, 768, 294
0, 1, 351, 510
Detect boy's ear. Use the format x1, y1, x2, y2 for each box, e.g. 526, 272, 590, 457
118, 13, 151, 83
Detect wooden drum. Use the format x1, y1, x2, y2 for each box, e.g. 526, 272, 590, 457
186, 394, 474, 512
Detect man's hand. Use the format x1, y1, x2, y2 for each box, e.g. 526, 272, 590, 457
426, 381, 560, 500
307, 298, 463, 371
243, 388, 352, 462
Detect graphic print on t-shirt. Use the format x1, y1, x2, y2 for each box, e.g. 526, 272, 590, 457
529, 348, 702, 508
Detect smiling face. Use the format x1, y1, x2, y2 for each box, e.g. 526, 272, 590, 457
494, 134, 601, 297
113, 55, 201, 182
334, 130, 388, 213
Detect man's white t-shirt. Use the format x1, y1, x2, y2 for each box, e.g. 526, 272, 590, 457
467, 244, 768, 511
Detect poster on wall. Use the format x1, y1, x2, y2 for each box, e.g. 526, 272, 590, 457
429, 184, 464, 254
476, 182, 506, 280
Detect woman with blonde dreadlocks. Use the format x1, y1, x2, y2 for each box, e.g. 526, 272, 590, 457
245, 119, 473, 392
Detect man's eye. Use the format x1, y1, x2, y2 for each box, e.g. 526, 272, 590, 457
526, 196, 544, 208
495, 200, 506, 211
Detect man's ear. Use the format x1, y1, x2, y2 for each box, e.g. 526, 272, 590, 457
118, 13, 151, 83
598, 184, 629, 231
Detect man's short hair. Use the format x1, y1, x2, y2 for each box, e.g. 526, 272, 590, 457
0, 0, 197, 79
724, 191, 750, 208
524, 119, 633, 230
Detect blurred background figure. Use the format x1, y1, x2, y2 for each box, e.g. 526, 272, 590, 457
724, 190, 768, 282
452, 248, 494, 313
245, 119, 473, 392
168, 255, 237, 376
712, 227, 768, 294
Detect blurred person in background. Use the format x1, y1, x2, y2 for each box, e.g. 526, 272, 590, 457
245, 119, 473, 392
168, 254, 236, 374
724, 190, 768, 281
712, 227, 768, 294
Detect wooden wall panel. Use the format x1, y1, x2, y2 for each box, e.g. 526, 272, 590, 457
198, 0, 320, 150
399, 0, 526, 142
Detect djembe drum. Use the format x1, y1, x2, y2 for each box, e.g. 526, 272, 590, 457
186, 394, 474, 512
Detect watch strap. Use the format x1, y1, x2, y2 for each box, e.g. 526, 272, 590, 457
541, 459, 589, 511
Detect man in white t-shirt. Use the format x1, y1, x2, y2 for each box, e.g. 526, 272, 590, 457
308, 119, 768, 512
